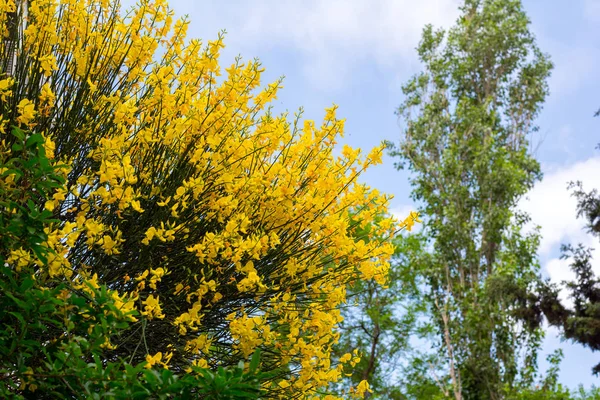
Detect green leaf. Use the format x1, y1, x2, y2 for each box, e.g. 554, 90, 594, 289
1, 169, 23, 179
25, 133, 45, 148
8, 311, 26, 327
19, 277, 34, 292
249, 349, 261, 373
11, 127, 25, 141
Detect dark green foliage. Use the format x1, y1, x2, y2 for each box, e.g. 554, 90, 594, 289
0, 127, 65, 264
538, 176, 600, 375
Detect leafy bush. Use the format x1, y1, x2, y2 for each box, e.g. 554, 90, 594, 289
0, 0, 409, 397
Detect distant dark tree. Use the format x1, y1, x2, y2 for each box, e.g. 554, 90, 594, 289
539, 138, 600, 375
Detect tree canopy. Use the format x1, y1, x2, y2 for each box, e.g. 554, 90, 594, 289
389, 0, 553, 398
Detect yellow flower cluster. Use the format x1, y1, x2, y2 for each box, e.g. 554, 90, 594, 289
0, 0, 420, 396
145, 351, 173, 369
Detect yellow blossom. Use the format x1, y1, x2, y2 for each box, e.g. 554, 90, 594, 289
16, 99, 36, 126
356, 380, 373, 396
141, 295, 165, 319
0, 78, 14, 102
0, 1, 408, 394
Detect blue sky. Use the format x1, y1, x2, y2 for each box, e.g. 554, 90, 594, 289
159, 0, 600, 389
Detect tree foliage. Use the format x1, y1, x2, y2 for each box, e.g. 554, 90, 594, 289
389, 0, 553, 398
332, 215, 426, 399
538, 140, 600, 376
0, 0, 412, 397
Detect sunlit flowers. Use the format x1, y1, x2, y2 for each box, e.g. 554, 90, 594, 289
0, 0, 420, 396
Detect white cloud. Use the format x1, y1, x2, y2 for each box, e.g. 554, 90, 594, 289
168, 0, 460, 91
545, 256, 577, 307
389, 203, 422, 233
545, 257, 577, 287
390, 204, 414, 222
544, 235, 600, 308
520, 156, 600, 286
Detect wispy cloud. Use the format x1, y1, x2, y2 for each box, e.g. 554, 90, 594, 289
168, 0, 460, 91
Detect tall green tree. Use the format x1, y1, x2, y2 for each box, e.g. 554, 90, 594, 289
389, 0, 553, 398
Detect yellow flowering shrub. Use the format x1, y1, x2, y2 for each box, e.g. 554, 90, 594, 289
0, 0, 418, 397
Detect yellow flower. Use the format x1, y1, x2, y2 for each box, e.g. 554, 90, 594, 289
131, 199, 144, 213
43, 135, 56, 159
186, 358, 209, 373
174, 283, 185, 294
410, 211, 422, 222
85, 220, 104, 237
8, 1, 404, 392
7, 248, 32, 271
145, 352, 163, 369
16, 99, 36, 126
100, 338, 117, 350
141, 295, 165, 319
149, 267, 168, 289
185, 334, 212, 354
356, 380, 373, 396
162, 352, 173, 369
402, 211, 421, 232
87, 273, 100, 289
110, 291, 138, 322
38, 54, 57, 77
339, 353, 352, 363
0, 78, 14, 102
86, 77, 98, 93
102, 235, 120, 255
278, 380, 290, 389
